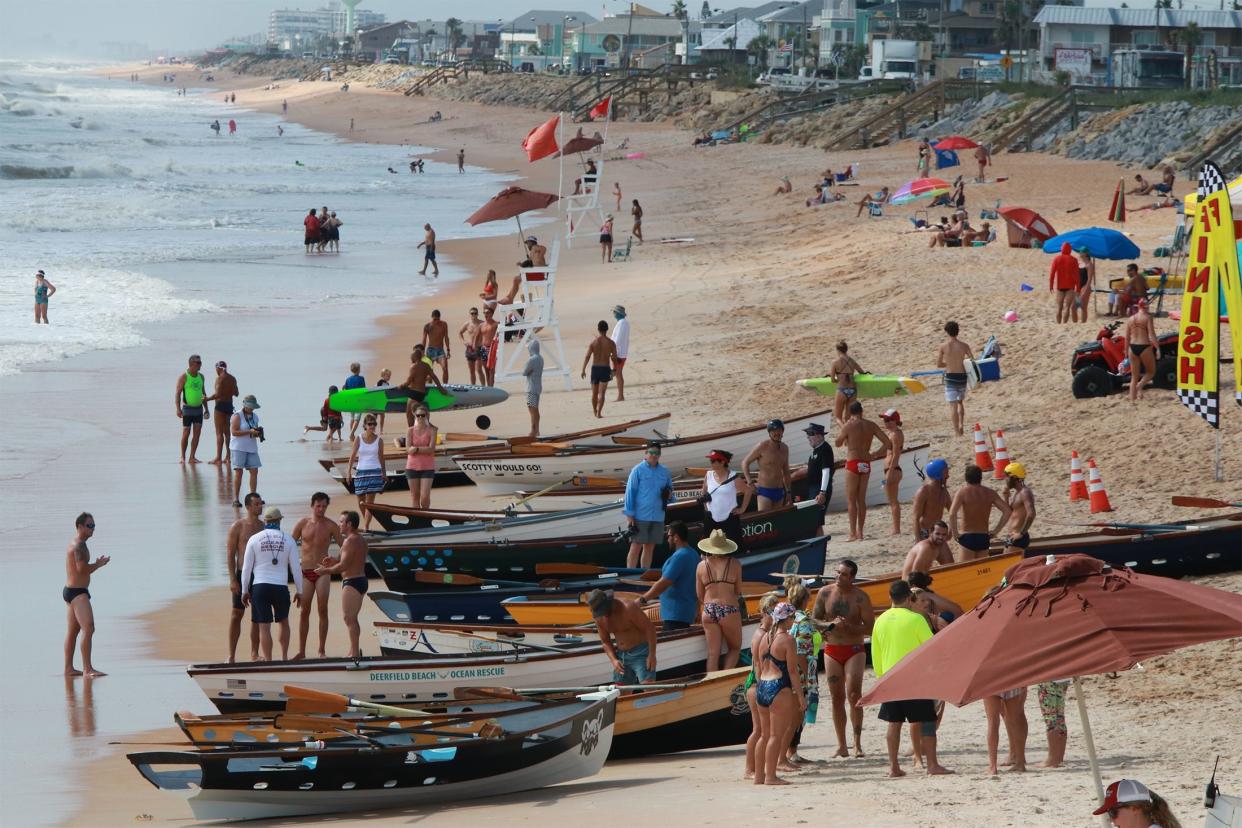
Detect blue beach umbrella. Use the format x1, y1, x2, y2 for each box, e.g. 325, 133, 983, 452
1042, 227, 1140, 260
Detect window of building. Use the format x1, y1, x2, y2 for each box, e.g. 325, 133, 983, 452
1132, 30, 1158, 46
1070, 30, 1095, 44
980, 2, 995, 13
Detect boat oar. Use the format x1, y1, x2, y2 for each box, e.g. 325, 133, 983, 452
504, 477, 579, 511
442, 431, 504, 443
1171, 496, 1242, 509
432, 628, 568, 654
535, 562, 611, 576
412, 570, 489, 587
454, 671, 746, 700
283, 685, 430, 718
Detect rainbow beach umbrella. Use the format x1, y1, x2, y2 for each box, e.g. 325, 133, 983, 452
891, 177, 951, 206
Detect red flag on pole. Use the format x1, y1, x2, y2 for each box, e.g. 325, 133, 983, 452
589, 96, 611, 120
521, 114, 560, 162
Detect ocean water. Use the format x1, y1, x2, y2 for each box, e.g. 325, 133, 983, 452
0, 61, 517, 826
0, 60, 511, 375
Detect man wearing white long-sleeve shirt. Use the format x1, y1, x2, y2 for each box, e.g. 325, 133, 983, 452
241, 506, 303, 661
610, 305, 630, 402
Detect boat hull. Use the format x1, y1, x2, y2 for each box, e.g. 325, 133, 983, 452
1021, 514, 1242, 578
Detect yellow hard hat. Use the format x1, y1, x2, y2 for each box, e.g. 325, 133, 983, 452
1004, 462, 1026, 479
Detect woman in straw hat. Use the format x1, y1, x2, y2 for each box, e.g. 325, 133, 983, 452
695, 529, 743, 672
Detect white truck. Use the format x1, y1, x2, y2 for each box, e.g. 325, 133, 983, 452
858, 39, 919, 81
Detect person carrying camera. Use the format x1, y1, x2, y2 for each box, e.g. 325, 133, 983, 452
229, 394, 263, 508
622, 441, 673, 569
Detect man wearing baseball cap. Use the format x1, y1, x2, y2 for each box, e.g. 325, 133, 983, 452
879, 409, 905, 536
742, 418, 792, 511
1092, 778, 1180, 826
1001, 461, 1036, 554
240, 506, 303, 661
610, 305, 629, 402
801, 423, 834, 534
911, 458, 952, 544
208, 360, 239, 467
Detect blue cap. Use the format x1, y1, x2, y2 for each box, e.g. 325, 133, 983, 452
925, 459, 949, 481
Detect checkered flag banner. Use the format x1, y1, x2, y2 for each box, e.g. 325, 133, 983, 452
1177, 389, 1219, 428
1198, 162, 1226, 199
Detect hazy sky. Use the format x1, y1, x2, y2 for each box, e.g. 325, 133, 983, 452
2, 0, 1230, 58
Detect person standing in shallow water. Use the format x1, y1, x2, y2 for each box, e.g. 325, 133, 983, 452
34, 269, 56, 324
64, 512, 109, 677
175, 354, 207, 464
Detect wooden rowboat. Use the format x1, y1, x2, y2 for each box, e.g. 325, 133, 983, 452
129, 690, 618, 822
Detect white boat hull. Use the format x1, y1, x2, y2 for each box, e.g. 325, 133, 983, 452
376, 624, 601, 656
370, 500, 626, 548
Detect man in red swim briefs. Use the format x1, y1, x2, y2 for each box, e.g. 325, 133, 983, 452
812, 559, 875, 758
834, 401, 891, 542
291, 492, 343, 659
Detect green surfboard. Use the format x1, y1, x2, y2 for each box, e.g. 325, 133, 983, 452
796, 374, 926, 399
329, 384, 509, 414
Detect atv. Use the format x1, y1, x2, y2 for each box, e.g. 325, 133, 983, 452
1070, 320, 1179, 398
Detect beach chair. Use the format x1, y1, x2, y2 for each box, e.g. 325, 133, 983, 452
910, 209, 929, 229
979, 200, 1000, 221
612, 236, 634, 262
867, 202, 884, 218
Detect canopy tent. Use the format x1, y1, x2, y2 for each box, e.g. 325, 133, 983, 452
998, 206, 1057, 249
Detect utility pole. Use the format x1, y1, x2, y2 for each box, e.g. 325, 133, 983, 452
624, 2, 636, 71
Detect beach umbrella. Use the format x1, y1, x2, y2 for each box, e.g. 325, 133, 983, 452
998, 206, 1057, 249
860, 554, 1242, 814
934, 135, 979, 150
1042, 227, 1140, 260
891, 177, 952, 206
466, 186, 559, 250
555, 134, 604, 157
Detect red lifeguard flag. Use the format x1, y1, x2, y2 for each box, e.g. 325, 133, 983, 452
589, 96, 611, 120
1108, 178, 1126, 223
522, 114, 560, 162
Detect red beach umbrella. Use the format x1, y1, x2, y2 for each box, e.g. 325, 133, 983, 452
466, 186, 559, 251
997, 206, 1057, 248
934, 135, 979, 150
861, 554, 1242, 812
555, 134, 604, 157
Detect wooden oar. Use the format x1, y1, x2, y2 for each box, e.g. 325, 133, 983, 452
535, 562, 611, 576
412, 570, 488, 587
433, 628, 567, 654
455, 672, 743, 699
442, 432, 503, 443
283, 685, 430, 718
505, 477, 580, 510
570, 475, 626, 487
1172, 496, 1242, 509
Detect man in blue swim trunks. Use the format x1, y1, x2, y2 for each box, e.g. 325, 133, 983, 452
742, 418, 792, 511
421, 309, 450, 383
588, 589, 657, 685
947, 463, 1011, 561
417, 223, 439, 277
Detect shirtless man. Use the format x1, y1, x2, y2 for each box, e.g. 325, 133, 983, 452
880, 409, 905, 536
478, 307, 500, 387
64, 512, 110, 677
580, 320, 618, 418
936, 321, 975, 437
948, 464, 1011, 561
421, 309, 451, 383
911, 458, 951, 542
315, 510, 369, 658
416, 223, 439, 277
207, 360, 239, 466
834, 402, 892, 541
291, 492, 343, 660
403, 344, 447, 427
1000, 462, 1036, 554
226, 492, 264, 662
175, 354, 207, 463
520, 236, 548, 268
588, 589, 658, 685
974, 144, 990, 182
459, 307, 483, 384
811, 560, 874, 757
901, 520, 954, 579
742, 419, 792, 511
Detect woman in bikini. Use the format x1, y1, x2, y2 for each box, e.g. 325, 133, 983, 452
701, 449, 753, 545
1074, 246, 1095, 323
751, 602, 805, 786
829, 341, 866, 426
784, 579, 817, 768
1124, 298, 1159, 402
695, 529, 743, 672
479, 269, 498, 311
743, 593, 778, 781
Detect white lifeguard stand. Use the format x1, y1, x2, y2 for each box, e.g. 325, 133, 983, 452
491, 239, 573, 390
562, 157, 608, 248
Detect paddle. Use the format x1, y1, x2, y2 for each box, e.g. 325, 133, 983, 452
433, 628, 567, 654
442, 432, 503, 443
413, 570, 488, 587
454, 669, 750, 699
535, 563, 610, 576
505, 477, 580, 511
283, 685, 430, 718
570, 475, 627, 488
1171, 496, 1242, 509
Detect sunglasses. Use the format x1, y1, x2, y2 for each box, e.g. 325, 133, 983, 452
85, 523, 96, 529
364, 422, 377, 428
415, 414, 428, 419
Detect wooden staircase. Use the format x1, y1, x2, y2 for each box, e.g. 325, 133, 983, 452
991, 87, 1078, 153
822, 80, 979, 151
403, 59, 511, 96
1182, 118, 1242, 178
716, 79, 908, 135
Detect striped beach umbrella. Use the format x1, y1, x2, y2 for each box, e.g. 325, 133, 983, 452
891, 177, 952, 205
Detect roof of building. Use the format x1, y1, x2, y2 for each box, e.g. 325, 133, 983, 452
508, 10, 598, 30
583, 15, 695, 36
930, 10, 1003, 29
704, 3, 790, 25
699, 17, 763, 49
1032, 6, 1242, 29
756, 1, 817, 24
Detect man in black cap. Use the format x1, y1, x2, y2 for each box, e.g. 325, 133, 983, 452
742, 419, 792, 511
803, 422, 835, 534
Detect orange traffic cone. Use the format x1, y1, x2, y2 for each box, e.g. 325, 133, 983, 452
1087, 458, 1113, 513
992, 430, 1011, 480
972, 424, 994, 472
1068, 450, 1088, 501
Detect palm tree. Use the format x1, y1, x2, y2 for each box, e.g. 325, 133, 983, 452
445, 18, 464, 51
671, 0, 688, 20
747, 33, 774, 67
1177, 22, 1202, 88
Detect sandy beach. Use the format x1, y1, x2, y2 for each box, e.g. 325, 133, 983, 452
49, 63, 1242, 826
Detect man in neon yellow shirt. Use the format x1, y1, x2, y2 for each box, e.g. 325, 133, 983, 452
871, 580, 953, 777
